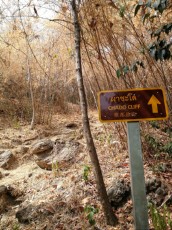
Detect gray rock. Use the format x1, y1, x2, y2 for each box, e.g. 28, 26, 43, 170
145, 178, 161, 193
35, 141, 80, 170
146, 178, 169, 206
16, 202, 55, 224
0, 150, 14, 169
0, 185, 7, 195
16, 205, 33, 224
107, 179, 131, 208
30, 139, 53, 155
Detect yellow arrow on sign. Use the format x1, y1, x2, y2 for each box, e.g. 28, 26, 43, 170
148, 95, 161, 113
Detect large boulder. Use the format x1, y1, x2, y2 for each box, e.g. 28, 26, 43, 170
0, 150, 14, 169
108, 177, 171, 209
16, 202, 57, 224
146, 178, 169, 206
30, 139, 53, 155
107, 179, 131, 209
34, 140, 80, 170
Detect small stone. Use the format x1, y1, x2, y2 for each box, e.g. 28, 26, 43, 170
0, 185, 7, 195
4, 173, 10, 176
156, 187, 165, 196
30, 139, 53, 155
146, 178, 161, 193
28, 173, 32, 177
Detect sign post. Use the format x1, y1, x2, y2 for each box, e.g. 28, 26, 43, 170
127, 121, 149, 229
98, 88, 168, 230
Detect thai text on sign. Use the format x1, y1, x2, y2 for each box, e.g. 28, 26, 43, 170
98, 88, 168, 122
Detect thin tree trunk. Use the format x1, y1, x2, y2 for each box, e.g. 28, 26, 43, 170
70, 0, 118, 226
26, 52, 35, 130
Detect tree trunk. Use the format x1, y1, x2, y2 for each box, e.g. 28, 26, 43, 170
26, 52, 35, 130
70, 0, 118, 226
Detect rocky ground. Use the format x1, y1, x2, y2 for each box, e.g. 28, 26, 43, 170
0, 111, 171, 230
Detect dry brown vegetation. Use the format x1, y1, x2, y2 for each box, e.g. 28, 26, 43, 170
0, 0, 172, 229
0, 0, 171, 125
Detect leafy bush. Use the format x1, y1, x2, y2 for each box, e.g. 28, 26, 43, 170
150, 121, 160, 129
134, 0, 172, 61
84, 205, 99, 226
145, 134, 163, 152
149, 203, 172, 230
83, 165, 91, 182
162, 142, 172, 155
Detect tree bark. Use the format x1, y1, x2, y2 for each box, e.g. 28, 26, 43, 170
26, 50, 35, 130
70, 0, 118, 226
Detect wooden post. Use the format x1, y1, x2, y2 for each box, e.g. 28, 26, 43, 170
127, 121, 149, 230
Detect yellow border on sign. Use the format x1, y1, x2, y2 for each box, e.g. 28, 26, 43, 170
97, 87, 169, 123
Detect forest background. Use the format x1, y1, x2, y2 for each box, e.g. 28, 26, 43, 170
0, 0, 171, 125
0, 0, 172, 229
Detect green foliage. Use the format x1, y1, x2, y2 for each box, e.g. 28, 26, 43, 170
116, 61, 144, 78
145, 134, 172, 157
12, 223, 20, 230
148, 40, 171, 61
149, 204, 172, 230
83, 165, 91, 181
151, 23, 172, 38
152, 163, 166, 172
119, 5, 126, 17
134, 0, 172, 61
162, 126, 172, 136
134, 0, 168, 16
150, 121, 160, 129
145, 134, 163, 153
84, 205, 99, 226
162, 142, 172, 155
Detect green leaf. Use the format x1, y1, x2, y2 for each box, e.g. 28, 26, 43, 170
119, 5, 125, 17
116, 69, 121, 78
123, 65, 129, 74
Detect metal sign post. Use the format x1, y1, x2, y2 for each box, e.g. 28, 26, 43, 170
98, 87, 169, 230
127, 121, 149, 230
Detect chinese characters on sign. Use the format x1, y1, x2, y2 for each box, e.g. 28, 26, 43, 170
98, 88, 168, 122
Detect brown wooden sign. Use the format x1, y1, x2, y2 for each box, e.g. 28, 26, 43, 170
98, 88, 168, 122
